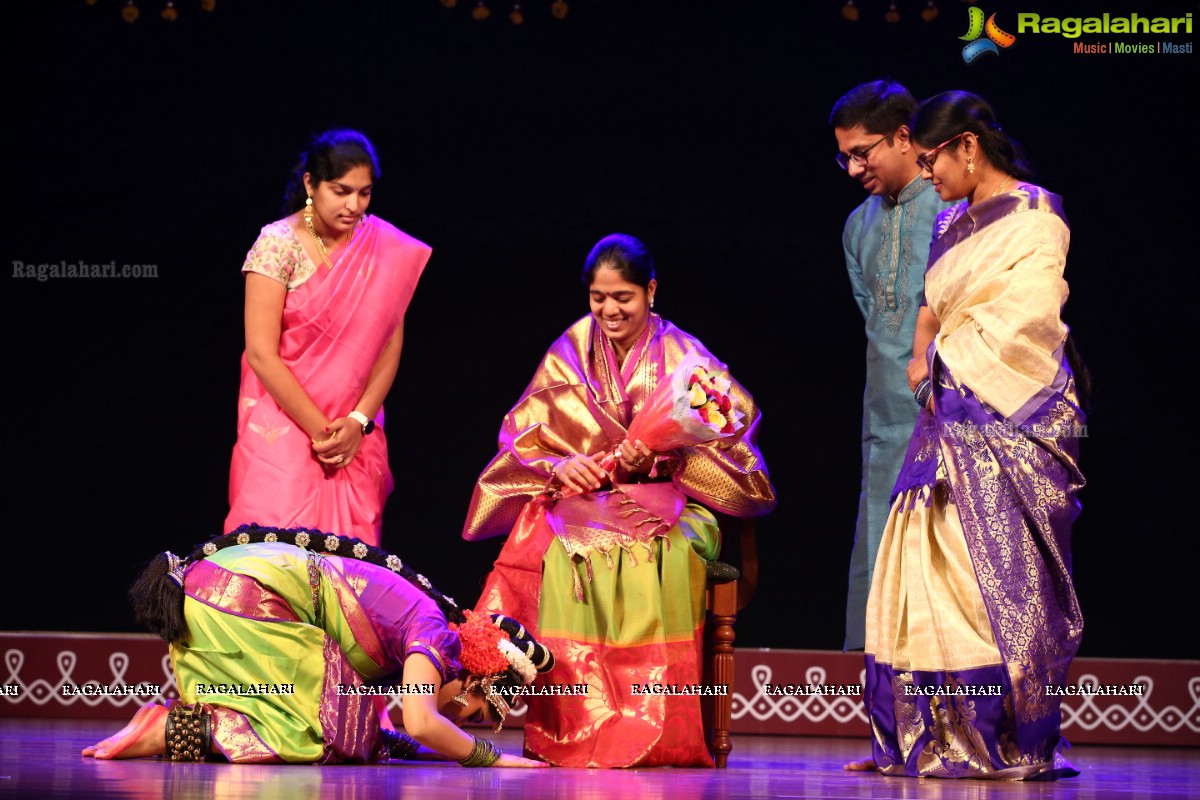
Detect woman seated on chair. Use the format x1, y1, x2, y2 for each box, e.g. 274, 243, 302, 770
83, 525, 550, 768
462, 233, 776, 767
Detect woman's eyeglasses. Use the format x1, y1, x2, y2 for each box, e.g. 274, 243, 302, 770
916, 132, 966, 172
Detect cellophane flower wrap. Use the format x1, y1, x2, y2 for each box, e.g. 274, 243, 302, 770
559, 350, 744, 498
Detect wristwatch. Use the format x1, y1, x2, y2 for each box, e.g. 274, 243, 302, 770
348, 410, 375, 435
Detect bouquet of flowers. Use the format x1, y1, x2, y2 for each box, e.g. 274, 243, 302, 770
559, 350, 744, 496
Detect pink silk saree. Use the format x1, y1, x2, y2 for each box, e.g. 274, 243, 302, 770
464, 314, 776, 766
226, 216, 429, 545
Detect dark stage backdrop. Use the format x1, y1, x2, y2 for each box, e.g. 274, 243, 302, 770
4, 0, 1194, 658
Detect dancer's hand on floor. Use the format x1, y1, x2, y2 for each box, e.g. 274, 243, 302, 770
494, 752, 550, 768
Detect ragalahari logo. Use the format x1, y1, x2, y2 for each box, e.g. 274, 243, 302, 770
960, 7, 1017, 62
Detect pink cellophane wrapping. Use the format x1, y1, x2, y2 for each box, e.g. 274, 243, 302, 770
562, 350, 744, 492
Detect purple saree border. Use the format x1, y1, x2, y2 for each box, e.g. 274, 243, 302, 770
928, 185, 1068, 268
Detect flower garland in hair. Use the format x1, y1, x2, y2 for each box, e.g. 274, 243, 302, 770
497, 638, 538, 685
449, 610, 547, 731
451, 610, 511, 676
451, 610, 541, 686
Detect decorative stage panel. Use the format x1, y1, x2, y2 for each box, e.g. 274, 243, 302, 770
3, 634, 1196, 746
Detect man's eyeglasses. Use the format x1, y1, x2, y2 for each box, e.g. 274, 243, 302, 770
916, 132, 966, 172
835, 129, 897, 171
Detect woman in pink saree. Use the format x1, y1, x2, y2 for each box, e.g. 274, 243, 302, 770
226, 130, 429, 546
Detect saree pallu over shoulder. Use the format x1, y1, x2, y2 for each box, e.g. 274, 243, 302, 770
269, 216, 429, 413
925, 186, 1071, 422
227, 217, 430, 544
928, 185, 1067, 265
462, 314, 775, 542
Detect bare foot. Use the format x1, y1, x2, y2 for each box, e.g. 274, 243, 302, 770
82, 701, 160, 756
86, 702, 169, 759
843, 757, 877, 772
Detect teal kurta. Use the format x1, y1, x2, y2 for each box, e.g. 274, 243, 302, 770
842, 176, 952, 650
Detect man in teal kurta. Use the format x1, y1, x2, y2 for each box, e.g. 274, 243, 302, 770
831, 81, 953, 650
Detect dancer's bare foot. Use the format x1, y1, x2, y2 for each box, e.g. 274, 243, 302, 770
843, 757, 877, 772
82, 701, 160, 756
83, 702, 169, 759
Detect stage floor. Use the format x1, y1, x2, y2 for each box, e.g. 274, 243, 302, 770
1, 718, 1196, 799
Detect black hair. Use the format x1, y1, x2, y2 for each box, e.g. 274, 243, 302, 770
473, 615, 557, 713
829, 79, 917, 135
910, 91, 1035, 182
495, 615, 554, 671
581, 233, 655, 289
1064, 332, 1092, 413
128, 552, 186, 642
281, 129, 381, 215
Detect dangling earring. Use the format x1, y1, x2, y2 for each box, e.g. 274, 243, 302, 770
650, 297, 655, 309
305, 196, 333, 269
967, 157, 975, 174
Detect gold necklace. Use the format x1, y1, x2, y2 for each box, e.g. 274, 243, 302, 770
992, 174, 1014, 197
303, 201, 357, 270
306, 214, 346, 270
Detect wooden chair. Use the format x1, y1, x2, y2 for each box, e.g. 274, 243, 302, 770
702, 511, 758, 768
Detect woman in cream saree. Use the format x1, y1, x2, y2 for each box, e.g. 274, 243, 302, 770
862, 92, 1086, 781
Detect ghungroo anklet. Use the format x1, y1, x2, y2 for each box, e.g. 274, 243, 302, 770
165, 703, 211, 761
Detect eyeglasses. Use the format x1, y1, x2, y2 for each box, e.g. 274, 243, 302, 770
835, 129, 897, 171
916, 132, 966, 172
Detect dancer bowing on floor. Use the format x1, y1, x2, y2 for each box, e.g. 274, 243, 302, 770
84, 525, 550, 767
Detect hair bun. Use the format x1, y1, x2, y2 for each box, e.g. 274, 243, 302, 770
492, 614, 555, 672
